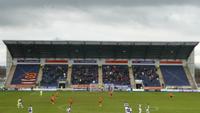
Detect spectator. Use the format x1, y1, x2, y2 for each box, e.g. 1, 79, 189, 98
71, 65, 98, 84
41, 65, 68, 87
103, 65, 130, 85
133, 65, 160, 87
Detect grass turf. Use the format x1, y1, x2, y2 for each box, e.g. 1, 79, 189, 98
0, 91, 200, 113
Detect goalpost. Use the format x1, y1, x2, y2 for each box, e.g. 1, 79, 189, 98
89, 84, 115, 92
89, 84, 100, 92
104, 84, 114, 91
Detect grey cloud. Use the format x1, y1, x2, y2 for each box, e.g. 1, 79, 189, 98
85, 6, 200, 35
1, 0, 200, 9
1, 0, 200, 27
0, 0, 200, 66
0, 8, 49, 27
0, 0, 200, 37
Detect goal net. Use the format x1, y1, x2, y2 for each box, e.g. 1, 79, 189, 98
104, 84, 114, 91
89, 84, 100, 92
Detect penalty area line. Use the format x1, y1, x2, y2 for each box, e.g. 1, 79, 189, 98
57, 104, 66, 112
150, 106, 159, 111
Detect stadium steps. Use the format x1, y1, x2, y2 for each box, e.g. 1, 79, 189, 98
157, 67, 165, 87
37, 65, 43, 85
98, 65, 103, 85
5, 65, 16, 88
67, 65, 72, 86
184, 66, 198, 89
129, 66, 135, 88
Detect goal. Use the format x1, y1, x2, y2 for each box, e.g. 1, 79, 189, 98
104, 84, 114, 91
89, 84, 100, 92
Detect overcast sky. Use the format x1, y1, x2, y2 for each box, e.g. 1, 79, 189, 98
0, 0, 200, 66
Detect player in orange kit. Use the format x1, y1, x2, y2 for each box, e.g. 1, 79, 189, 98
109, 91, 113, 98
68, 97, 73, 107
50, 94, 56, 104
168, 92, 174, 99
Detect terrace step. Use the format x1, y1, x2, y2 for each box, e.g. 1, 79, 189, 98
184, 66, 197, 89
37, 65, 43, 85
157, 66, 165, 88
67, 65, 72, 87
98, 65, 103, 85
129, 66, 135, 88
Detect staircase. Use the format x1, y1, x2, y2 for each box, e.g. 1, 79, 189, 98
5, 65, 16, 88
36, 66, 43, 86
129, 66, 135, 88
98, 66, 103, 86
184, 66, 197, 89
157, 67, 165, 88
67, 65, 72, 87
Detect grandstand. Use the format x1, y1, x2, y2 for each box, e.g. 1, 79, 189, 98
3, 40, 198, 90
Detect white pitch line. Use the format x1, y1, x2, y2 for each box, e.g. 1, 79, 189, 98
57, 104, 66, 112
150, 106, 159, 111
30, 92, 38, 96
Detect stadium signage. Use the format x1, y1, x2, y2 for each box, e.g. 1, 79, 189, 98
132, 59, 155, 65
45, 60, 68, 63
132, 60, 155, 64
105, 60, 128, 64
114, 85, 131, 90
72, 84, 91, 89
160, 60, 183, 65
73, 60, 97, 63
17, 59, 40, 63
144, 87, 162, 90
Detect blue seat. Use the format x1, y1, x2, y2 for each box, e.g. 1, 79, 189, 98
11, 64, 39, 85
133, 65, 160, 87
160, 65, 190, 86
40, 64, 68, 87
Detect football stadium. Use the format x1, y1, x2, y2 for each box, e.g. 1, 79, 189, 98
0, 40, 200, 113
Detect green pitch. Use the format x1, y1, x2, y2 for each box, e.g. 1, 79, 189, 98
0, 91, 200, 113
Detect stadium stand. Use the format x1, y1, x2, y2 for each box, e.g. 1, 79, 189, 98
3, 41, 198, 89
40, 64, 68, 87
11, 64, 39, 85
102, 65, 130, 85
160, 65, 190, 86
71, 65, 98, 84
133, 65, 160, 87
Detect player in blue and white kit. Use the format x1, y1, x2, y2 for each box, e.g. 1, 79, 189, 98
125, 106, 132, 113
28, 105, 33, 113
124, 103, 132, 113
66, 106, 71, 113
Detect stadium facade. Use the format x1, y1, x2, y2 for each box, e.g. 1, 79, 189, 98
3, 40, 199, 91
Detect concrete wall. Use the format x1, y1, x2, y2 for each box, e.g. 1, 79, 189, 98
187, 50, 195, 78
6, 47, 13, 78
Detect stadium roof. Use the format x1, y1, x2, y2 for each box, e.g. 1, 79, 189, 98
3, 40, 199, 59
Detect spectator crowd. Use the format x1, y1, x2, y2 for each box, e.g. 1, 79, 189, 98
71, 65, 98, 84
41, 65, 68, 86
103, 65, 130, 85
133, 65, 160, 86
